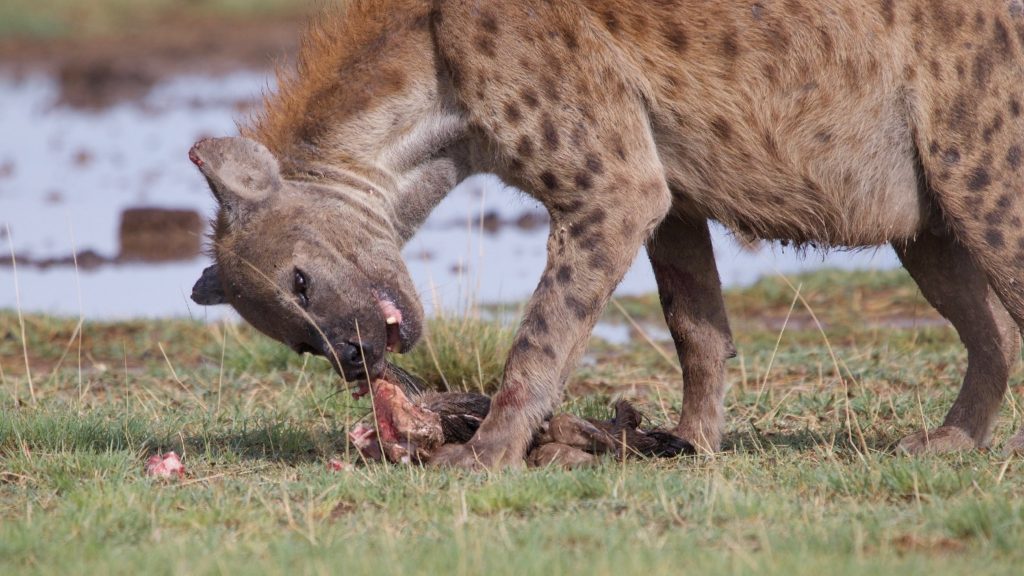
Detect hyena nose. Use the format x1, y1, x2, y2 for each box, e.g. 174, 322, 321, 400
337, 341, 379, 379
341, 341, 363, 365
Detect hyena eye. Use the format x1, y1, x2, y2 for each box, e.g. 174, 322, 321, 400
293, 268, 310, 308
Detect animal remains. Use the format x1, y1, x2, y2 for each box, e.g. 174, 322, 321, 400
347, 364, 688, 467
189, 0, 1024, 468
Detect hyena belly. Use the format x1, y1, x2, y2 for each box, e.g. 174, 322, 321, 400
644, 3, 929, 247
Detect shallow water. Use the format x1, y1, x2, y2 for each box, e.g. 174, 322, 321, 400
0, 70, 901, 321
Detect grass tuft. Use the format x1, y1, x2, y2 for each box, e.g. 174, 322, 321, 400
390, 313, 515, 394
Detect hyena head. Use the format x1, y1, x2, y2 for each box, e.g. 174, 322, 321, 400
188, 136, 422, 382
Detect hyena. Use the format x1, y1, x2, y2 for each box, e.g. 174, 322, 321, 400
189, 0, 1024, 468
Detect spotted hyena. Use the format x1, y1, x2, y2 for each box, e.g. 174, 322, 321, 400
188, 0, 1024, 468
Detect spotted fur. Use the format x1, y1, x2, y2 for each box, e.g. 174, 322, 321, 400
191, 0, 1024, 467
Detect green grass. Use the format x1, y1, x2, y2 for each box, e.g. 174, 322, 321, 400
390, 312, 515, 394
0, 0, 318, 40
2, 268, 1024, 575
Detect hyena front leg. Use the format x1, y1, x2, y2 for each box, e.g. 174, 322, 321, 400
430, 179, 671, 469
646, 215, 735, 453
429, 0, 672, 468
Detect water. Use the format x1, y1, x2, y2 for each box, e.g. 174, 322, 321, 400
0, 70, 901, 321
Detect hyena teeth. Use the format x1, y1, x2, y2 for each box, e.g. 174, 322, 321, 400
386, 316, 398, 325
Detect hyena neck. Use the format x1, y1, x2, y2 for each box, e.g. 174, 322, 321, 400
295, 148, 462, 245
367, 108, 468, 243
245, 0, 467, 244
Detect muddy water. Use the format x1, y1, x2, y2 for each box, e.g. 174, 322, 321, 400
0, 71, 900, 321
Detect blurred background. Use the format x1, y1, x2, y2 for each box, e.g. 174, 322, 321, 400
0, 0, 900, 322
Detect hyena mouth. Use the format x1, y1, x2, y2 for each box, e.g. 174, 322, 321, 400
376, 294, 404, 353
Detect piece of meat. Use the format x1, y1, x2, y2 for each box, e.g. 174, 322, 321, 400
351, 364, 490, 463
349, 423, 383, 461
350, 381, 370, 399
327, 458, 354, 472
145, 451, 185, 479
369, 378, 444, 463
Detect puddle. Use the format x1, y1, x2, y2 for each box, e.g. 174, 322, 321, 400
0, 70, 902, 321
590, 322, 672, 346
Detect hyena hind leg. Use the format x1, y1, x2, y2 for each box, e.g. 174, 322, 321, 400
646, 215, 735, 454
894, 230, 1021, 454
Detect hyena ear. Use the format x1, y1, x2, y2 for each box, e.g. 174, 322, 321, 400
191, 265, 227, 306
188, 137, 282, 217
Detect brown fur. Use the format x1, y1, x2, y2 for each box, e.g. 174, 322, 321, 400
247, 1, 433, 167
191, 0, 1024, 468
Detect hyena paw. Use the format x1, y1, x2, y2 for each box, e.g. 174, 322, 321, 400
897, 426, 977, 455
429, 437, 527, 470
1002, 429, 1024, 456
